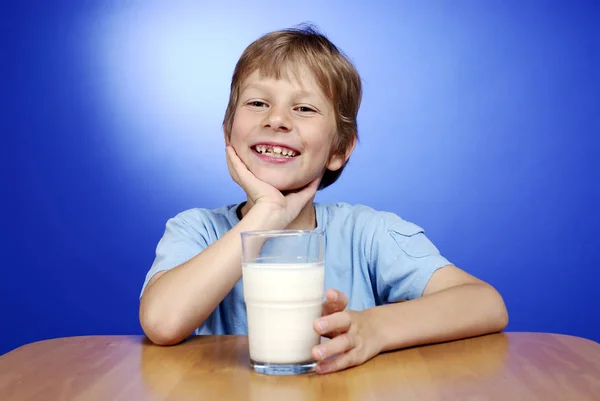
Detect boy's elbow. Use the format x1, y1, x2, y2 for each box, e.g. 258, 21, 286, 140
495, 305, 509, 332
143, 324, 185, 346
139, 302, 187, 346
489, 285, 509, 332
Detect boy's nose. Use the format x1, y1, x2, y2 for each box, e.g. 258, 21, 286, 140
263, 107, 292, 133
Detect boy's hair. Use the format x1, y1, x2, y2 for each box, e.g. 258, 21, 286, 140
223, 24, 362, 190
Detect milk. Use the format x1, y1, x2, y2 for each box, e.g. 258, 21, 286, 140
243, 262, 324, 364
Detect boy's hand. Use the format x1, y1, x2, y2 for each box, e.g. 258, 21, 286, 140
312, 289, 383, 374
225, 146, 319, 226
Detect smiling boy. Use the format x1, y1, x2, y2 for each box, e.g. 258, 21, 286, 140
139, 25, 508, 374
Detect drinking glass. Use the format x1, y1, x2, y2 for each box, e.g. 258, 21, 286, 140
241, 229, 324, 375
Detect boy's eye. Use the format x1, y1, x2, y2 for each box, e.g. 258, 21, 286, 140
297, 106, 316, 113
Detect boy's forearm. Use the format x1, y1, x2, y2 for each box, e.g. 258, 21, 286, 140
139, 204, 288, 345
366, 283, 508, 352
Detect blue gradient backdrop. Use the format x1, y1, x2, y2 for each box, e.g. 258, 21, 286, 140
2, 1, 599, 355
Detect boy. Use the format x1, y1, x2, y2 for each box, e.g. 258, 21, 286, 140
139, 25, 508, 374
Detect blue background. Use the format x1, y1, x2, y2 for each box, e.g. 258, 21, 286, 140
2, 1, 599, 355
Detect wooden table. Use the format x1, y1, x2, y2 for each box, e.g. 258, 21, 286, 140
1, 332, 599, 400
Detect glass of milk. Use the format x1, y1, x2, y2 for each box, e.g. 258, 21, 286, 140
241, 229, 325, 375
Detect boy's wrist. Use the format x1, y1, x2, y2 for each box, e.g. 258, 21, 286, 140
240, 202, 290, 231
360, 307, 389, 354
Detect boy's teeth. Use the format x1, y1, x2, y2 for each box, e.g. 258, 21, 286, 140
255, 145, 296, 157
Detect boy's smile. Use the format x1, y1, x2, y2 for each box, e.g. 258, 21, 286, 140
251, 142, 300, 164
227, 68, 345, 192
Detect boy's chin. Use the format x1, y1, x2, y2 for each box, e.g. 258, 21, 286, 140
262, 177, 308, 193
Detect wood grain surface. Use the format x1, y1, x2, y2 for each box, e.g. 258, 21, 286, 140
1, 332, 599, 400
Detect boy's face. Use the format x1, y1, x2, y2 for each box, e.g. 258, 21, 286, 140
227, 68, 346, 192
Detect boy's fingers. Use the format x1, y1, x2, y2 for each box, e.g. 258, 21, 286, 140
300, 177, 320, 197
226, 146, 257, 189
322, 289, 349, 316
314, 311, 351, 337
333, 289, 349, 308
312, 333, 355, 362
225, 147, 242, 181
225, 151, 241, 185
226, 146, 247, 176
286, 176, 320, 206
303, 176, 321, 193
316, 349, 358, 374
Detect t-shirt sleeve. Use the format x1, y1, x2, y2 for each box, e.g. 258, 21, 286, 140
140, 212, 211, 297
369, 213, 452, 303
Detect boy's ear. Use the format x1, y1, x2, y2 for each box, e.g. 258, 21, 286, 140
326, 136, 357, 172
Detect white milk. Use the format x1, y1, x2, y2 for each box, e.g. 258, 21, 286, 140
243, 262, 324, 364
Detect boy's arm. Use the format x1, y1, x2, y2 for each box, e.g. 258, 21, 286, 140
369, 264, 508, 352
313, 265, 508, 373
140, 147, 320, 346
139, 203, 288, 346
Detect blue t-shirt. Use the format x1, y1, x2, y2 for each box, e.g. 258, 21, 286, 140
140, 202, 451, 335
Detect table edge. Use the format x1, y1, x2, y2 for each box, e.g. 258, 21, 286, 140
2, 331, 598, 358
0, 334, 146, 358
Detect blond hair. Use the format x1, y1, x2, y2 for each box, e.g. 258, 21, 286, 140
223, 24, 362, 189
